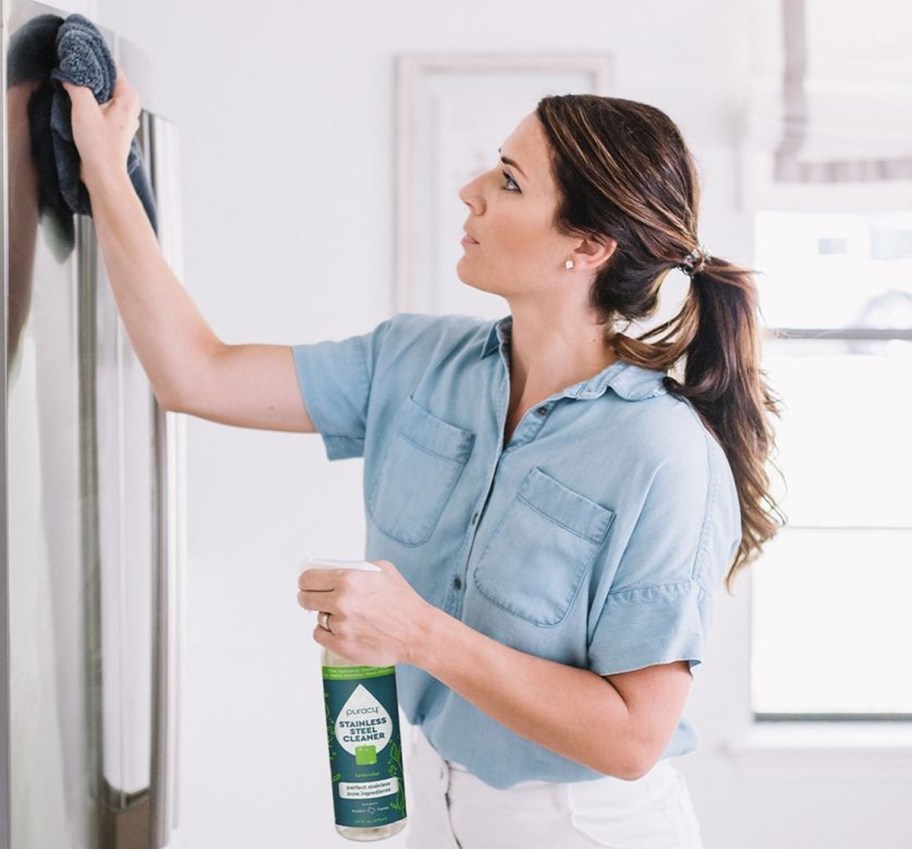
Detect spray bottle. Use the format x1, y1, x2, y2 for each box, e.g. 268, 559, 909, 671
305, 559, 407, 842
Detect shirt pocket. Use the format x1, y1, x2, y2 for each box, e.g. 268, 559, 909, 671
366, 397, 475, 546
472, 467, 615, 626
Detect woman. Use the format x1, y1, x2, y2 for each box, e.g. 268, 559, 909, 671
65, 76, 780, 848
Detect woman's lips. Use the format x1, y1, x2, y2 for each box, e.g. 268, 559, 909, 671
461, 233, 479, 246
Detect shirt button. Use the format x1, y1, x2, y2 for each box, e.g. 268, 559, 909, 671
535, 406, 549, 417
452, 576, 463, 591
470, 512, 479, 526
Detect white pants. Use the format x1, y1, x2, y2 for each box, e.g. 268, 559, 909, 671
405, 730, 703, 849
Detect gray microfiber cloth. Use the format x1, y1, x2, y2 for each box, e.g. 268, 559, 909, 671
7, 12, 158, 248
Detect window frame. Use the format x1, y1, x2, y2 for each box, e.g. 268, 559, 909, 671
750, 215, 912, 724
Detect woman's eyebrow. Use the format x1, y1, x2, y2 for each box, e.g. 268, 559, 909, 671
498, 149, 527, 178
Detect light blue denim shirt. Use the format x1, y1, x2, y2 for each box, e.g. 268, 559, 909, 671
294, 313, 740, 789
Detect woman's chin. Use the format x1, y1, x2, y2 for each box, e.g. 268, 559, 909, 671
456, 261, 495, 295
455, 255, 470, 282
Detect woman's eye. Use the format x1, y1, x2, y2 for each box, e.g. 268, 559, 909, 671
501, 171, 521, 192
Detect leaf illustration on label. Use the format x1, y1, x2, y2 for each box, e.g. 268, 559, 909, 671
333, 683, 392, 757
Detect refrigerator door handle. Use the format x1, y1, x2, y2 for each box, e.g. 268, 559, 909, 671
80, 209, 157, 849
150, 397, 177, 849
85, 109, 180, 849
146, 110, 182, 849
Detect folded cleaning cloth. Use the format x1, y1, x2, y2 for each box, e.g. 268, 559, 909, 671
8, 13, 158, 235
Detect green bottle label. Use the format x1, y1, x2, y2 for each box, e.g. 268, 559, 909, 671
322, 666, 407, 829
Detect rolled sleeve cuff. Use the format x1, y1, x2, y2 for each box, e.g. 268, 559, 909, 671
320, 434, 365, 461
588, 580, 710, 676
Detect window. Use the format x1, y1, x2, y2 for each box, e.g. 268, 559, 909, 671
751, 211, 912, 720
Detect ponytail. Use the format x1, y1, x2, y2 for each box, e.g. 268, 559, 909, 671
536, 93, 784, 586
611, 258, 784, 588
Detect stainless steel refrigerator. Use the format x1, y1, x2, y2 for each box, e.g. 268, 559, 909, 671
1, 2, 182, 847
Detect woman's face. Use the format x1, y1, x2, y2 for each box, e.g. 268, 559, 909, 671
456, 113, 579, 301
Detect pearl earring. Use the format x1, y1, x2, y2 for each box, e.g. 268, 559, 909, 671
564, 259, 575, 270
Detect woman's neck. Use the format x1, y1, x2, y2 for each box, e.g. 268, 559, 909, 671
505, 300, 616, 405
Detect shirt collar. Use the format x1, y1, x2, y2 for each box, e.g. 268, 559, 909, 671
480, 317, 510, 359
481, 317, 667, 402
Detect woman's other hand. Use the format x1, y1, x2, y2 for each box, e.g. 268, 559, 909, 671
62, 69, 140, 187
297, 561, 435, 668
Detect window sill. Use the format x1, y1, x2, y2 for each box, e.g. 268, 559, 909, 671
722, 722, 912, 779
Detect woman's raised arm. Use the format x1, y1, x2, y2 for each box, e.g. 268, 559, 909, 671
64, 73, 316, 433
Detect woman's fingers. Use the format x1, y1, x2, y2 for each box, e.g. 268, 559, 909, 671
297, 588, 335, 613
298, 568, 344, 593
62, 71, 141, 183
61, 81, 101, 126
61, 80, 95, 102
295, 559, 429, 667
111, 66, 140, 109
109, 68, 141, 130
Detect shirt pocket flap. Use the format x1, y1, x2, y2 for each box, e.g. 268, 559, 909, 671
398, 396, 475, 463
367, 397, 475, 547
472, 468, 616, 627
519, 467, 615, 544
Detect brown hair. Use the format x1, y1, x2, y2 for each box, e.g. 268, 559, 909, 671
537, 94, 783, 588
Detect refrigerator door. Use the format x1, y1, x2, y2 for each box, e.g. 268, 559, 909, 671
1, 2, 181, 848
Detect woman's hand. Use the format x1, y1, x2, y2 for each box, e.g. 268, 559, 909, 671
62, 69, 140, 188
297, 561, 435, 667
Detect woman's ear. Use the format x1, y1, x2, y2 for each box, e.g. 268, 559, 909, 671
571, 236, 617, 272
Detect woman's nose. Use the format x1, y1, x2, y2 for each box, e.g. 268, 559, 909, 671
459, 172, 485, 214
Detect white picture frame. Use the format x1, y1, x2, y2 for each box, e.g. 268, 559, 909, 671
395, 53, 613, 316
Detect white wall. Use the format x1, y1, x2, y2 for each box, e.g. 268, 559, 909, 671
91, 2, 912, 848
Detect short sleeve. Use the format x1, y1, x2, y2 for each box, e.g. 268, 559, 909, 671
589, 581, 712, 675
587, 421, 741, 676
293, 326, 384, 461
292, 314, 484, 462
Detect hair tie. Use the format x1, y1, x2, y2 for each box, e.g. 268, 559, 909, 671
680, 244, 712, 278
